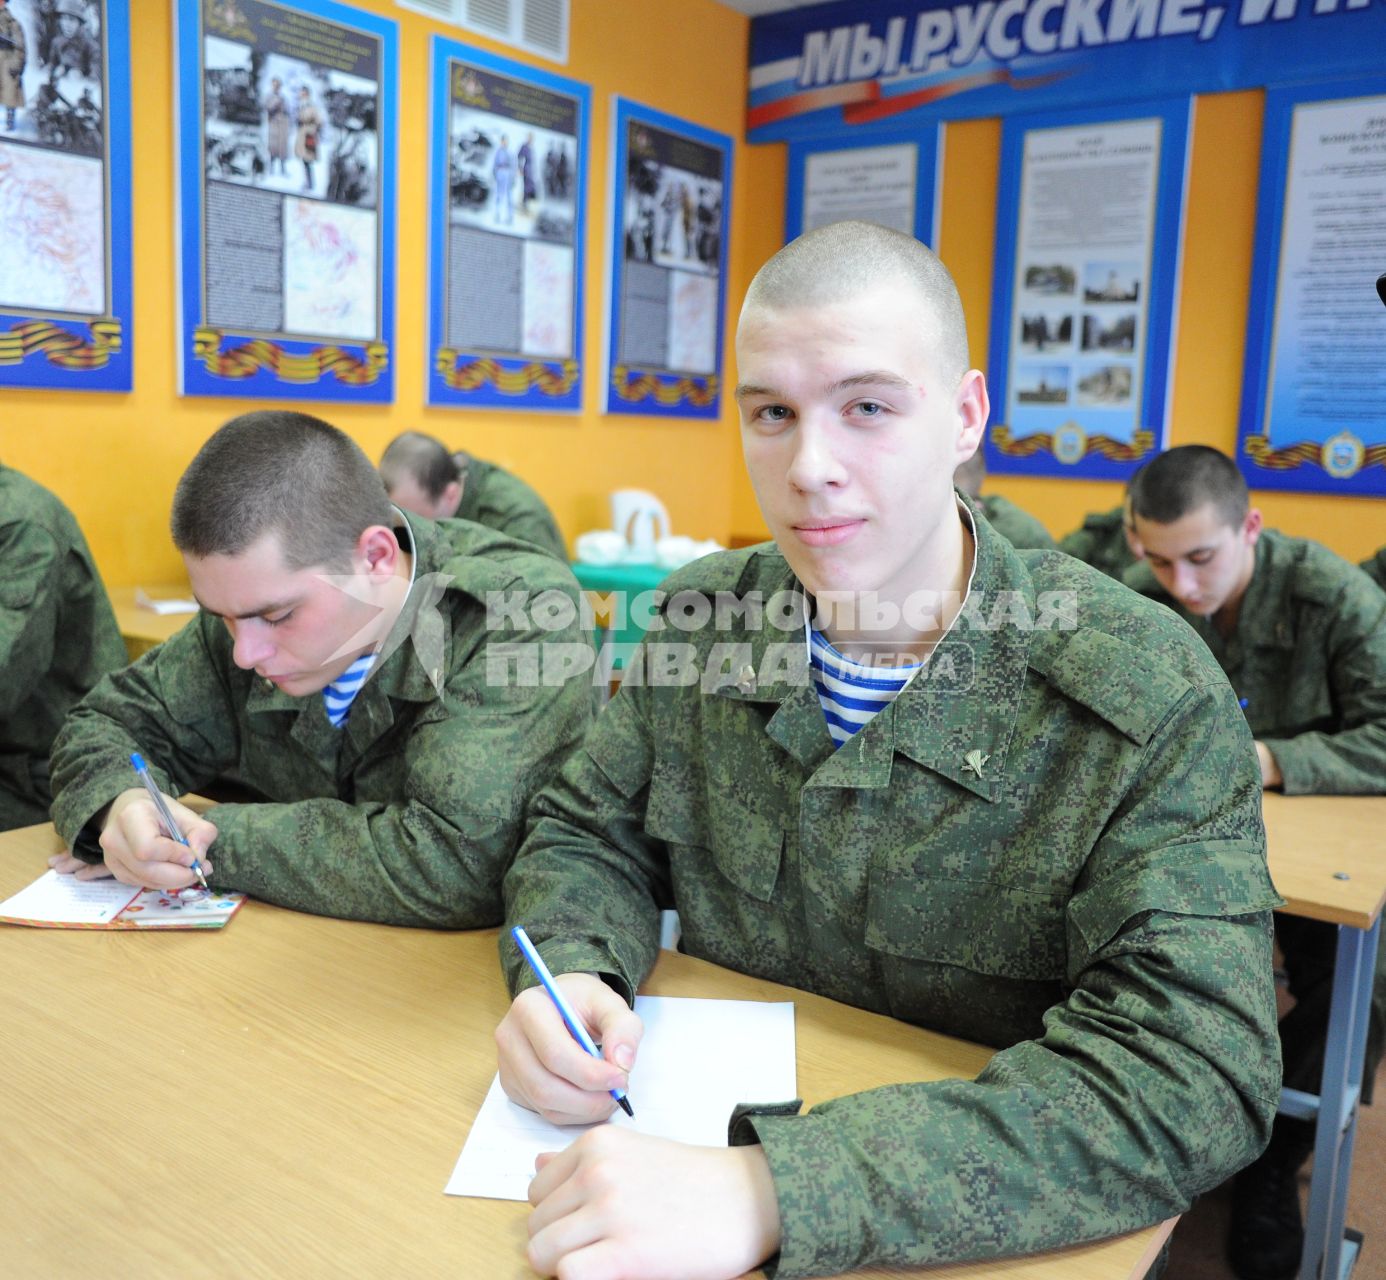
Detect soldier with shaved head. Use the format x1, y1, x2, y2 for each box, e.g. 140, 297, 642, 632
495, 222, 1279, 1279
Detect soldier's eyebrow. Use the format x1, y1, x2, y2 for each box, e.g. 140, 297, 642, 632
734, 371, 913, 400
193, 595, 301, 620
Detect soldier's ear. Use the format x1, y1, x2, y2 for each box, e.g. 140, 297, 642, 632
1243, 508, 1263, 546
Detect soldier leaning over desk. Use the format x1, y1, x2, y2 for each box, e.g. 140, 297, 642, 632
953, 447, 1057, 551
47, 411, 592, 928
1127, 444, 1386, 1280
1058, 495, 1144, 581
0, 462, 126, 832
491, 222, 1280, 1280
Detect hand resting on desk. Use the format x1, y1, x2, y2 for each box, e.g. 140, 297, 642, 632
51, 789, 218, 891
496, 974, 782, 1280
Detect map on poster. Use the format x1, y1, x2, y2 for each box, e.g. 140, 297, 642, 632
607, 100, 731, 418
0, 0, 128, 390
179, 0, 394, 399
0, 143, 105, 314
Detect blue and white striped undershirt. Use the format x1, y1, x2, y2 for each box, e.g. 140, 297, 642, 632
808, 627, 922, 748
323, 653, 376, 728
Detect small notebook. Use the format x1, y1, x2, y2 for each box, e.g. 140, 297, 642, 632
0, 870, 245, 930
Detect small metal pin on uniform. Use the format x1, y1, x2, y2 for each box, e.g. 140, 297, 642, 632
963, 749, 989, 778
736, 664, 756, 695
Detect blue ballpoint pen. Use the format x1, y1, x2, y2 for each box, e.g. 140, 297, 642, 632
130, 753, 209, 891
511, 925, 634, 1118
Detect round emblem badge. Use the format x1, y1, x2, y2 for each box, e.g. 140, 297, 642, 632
1053, 422, 1087, 465
1321, 431, 1364, 480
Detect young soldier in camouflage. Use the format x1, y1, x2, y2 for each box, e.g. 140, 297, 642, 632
47, 411, 592, 927
0, 463, 127, 831
1128, 445, 1386, 1280
380, 430, 568, 563
953, 447, 1056, 551
493, 222, 1281, 1279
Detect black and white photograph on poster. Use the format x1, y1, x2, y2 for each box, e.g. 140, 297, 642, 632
1082, 261, 1141, 303
203, 32, 377, 207
0, 0, 104, 156
1080, 311, 1136, 352
1022, 263, 1075, 297
448, 64, 577, 247
1018, 311, 1073, 354
1076, 364, 1133, 405
625, 121, 721, 276
1015, 363, 1069, 405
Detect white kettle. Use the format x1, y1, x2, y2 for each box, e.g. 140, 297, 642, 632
610, 489, 671, 562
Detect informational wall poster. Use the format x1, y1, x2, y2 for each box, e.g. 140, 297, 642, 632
1239, 78, 1386, 496
605, 98, 731, 419
0, 0, 131, 391
427, 38, 588, 411
175, 0, 396, 402
747, 0, 1386, 143
986, 102, 1189, 481
784, 131, 940, 247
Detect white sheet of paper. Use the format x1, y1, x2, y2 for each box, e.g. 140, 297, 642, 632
0, 870, 141, 925
135, 588, 199, 615
446, 995, 796, 1201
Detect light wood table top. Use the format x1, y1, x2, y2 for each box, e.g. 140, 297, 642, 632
109, 584, 198, 660
0, 823, 1170, 1279
1263, 794, 1386, 930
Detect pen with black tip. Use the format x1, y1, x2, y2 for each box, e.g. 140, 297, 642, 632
130, 752, 209, 891
512, 925, 634, 1117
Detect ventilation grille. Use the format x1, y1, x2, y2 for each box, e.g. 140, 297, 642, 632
397, 0, 569, 63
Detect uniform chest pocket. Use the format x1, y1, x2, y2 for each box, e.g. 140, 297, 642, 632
645, 771, 784, 902
864, 866, 1069, 982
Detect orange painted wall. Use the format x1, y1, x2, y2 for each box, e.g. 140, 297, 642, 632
0, 0, 786, 587
731, 91, 1385, 560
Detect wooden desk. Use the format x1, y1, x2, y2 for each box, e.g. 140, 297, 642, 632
0, 823, 1171, 1280
1263, 794, 1386, 1280
109, 585, 198, 661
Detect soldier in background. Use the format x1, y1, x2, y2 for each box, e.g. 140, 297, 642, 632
0, 0, 26, 133
1058, 492, 1144, 580
492, 222, 1279, 1280
47, 411, 591, 928
953, 447, 1056, 551
1128, 445, 1386, 1280
379, 430, 567, 564
0, 462, 126, 831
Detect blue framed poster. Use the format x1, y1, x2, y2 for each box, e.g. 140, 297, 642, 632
0, 0, 132, 392
605, 98, 731, 419
785, 125, 940, 247
986, 98, 1190, 480
1238, 76, 1386, 497
175, 0, 396, 402
426, 39, 588, 412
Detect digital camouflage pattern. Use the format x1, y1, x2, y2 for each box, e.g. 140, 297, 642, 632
504, 506, 1282, 1276
456, 455, 568, 563
979, 493, 1056, 551
51, 514, 592, 927
0, 465, 127, 831
1127, 527, 1386, 795
1361, 546, 1385, 591
1058, 504, 1138, 581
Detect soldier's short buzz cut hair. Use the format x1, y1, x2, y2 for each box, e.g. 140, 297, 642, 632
741, 219, 971, 387
171, 411, 393, 571
379, 431, 460, 503
1129, 445, 1249, 530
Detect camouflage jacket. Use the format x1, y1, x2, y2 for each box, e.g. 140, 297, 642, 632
980, 493, 1056, 551
1128, 528, 1386, 795
503, 511, 1281, 1275
1361, 546, 1385, 591
456, 455, 567, 563
51, 515, 592, 926
1, 466, 127, 830
1058, 504, 1137, 581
